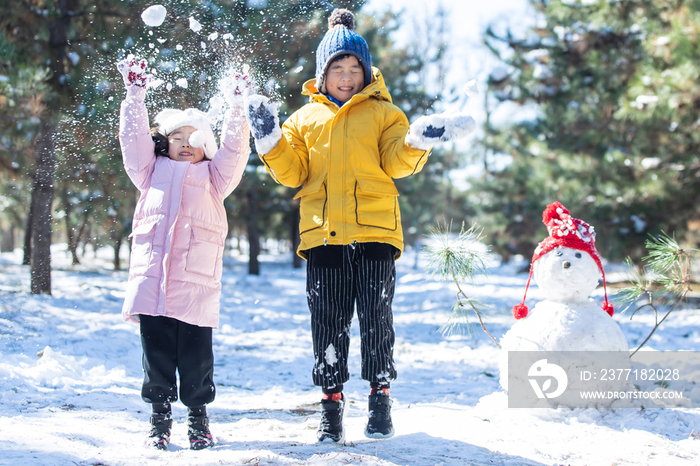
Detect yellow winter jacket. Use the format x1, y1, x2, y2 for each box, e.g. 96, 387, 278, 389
259, 67, 432, 259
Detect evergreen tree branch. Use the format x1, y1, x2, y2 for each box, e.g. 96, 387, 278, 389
618, 232, 694, 357
427, 221, 500, 348
445, 261, 501, 349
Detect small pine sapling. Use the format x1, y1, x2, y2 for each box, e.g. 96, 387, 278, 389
616, 232, 696, 356
425, 221, 501, 348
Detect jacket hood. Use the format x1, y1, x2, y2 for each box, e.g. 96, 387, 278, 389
302, 67, 392, 105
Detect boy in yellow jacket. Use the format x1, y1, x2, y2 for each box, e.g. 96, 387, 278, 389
245, 9, 474, 443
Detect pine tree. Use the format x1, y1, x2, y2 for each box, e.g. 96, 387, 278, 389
471, 0, 700, 263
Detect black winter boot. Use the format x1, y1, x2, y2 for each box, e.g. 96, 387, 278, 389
365, 390, 394, 439
187, 406, 214, 450
317, 393, 345, 443
147, 403, 172, 450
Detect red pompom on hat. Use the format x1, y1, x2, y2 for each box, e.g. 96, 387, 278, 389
511, 201, 614, 319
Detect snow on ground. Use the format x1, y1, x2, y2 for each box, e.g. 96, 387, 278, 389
0, 244, 699, 465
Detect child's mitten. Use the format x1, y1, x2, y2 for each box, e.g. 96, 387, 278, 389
116, 55, 153, 88
405, 112, 476, 151
244, 95, 282, 155
221, 71, 254, 110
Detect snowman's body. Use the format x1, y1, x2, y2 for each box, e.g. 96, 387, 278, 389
499, 246, 629, 407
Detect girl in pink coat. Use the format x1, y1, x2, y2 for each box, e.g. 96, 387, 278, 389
117, 55, 251, 451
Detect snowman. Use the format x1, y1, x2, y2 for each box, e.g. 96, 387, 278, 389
499, 202, 630, 408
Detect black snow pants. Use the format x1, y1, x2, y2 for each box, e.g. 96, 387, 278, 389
139, 315, 215, 407
306, 242, 398, 390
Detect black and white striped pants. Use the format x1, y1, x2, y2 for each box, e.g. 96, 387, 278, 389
306, 242, 398, 389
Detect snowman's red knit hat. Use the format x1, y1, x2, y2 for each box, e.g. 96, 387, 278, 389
512, 201, 614, 320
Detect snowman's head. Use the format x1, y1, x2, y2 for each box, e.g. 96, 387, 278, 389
511, 202, 614, 320
533, 246, 600, 303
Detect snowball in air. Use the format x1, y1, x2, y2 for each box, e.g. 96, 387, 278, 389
147, 78, 164, 89
463, 79, 479, 97
141, 5, 167, 27
189, 16, 202, 32
189, 130, 206, 148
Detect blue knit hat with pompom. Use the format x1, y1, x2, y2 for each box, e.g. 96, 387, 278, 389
315, 9, 372, 92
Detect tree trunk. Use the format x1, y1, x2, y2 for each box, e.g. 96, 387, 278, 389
0, 227, 14, 252
30, 119, 55, 295
113, 235, 122, 271
22, 199, 34, 265
61, 181, 80, 265
247, 187, 260, 275
291, 201, 302, 269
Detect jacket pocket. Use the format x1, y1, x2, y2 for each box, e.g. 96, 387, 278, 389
294, 179, 327, 235
129, 221, 157, 268
185, 225, 224, 278
354, 177, 399, 231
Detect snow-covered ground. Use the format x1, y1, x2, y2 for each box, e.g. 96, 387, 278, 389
1, 244, 699, 465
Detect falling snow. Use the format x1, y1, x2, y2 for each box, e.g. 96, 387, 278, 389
189, 16, 202, 33
141, 5, 167, 27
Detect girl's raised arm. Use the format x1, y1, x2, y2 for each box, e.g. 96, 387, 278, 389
117, 55, 157, 191
208, 72, 252, 198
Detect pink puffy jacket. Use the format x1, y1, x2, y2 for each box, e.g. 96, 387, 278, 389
119, 86, 249, 328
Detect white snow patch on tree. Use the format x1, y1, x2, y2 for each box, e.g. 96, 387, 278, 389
175, 78, 187, 89
490, 66, 509, 82
67, 52, 80, 66
641, 157, 660, 169
636, 95, 659, 104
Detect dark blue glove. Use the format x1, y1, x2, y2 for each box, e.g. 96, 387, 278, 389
248, 101, 277, 140
244, 95, 282, 155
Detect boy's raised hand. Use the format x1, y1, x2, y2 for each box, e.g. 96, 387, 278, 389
116, 55, 153, 88
405, 112, 476, 151
244, 95, 282, 155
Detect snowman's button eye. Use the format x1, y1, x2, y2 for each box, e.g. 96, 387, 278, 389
556, 250, 563, 256
575, 252, 582, 258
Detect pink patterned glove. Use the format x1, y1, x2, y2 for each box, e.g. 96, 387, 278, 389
116, 55, 153, 88
221, 71, 255, 108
